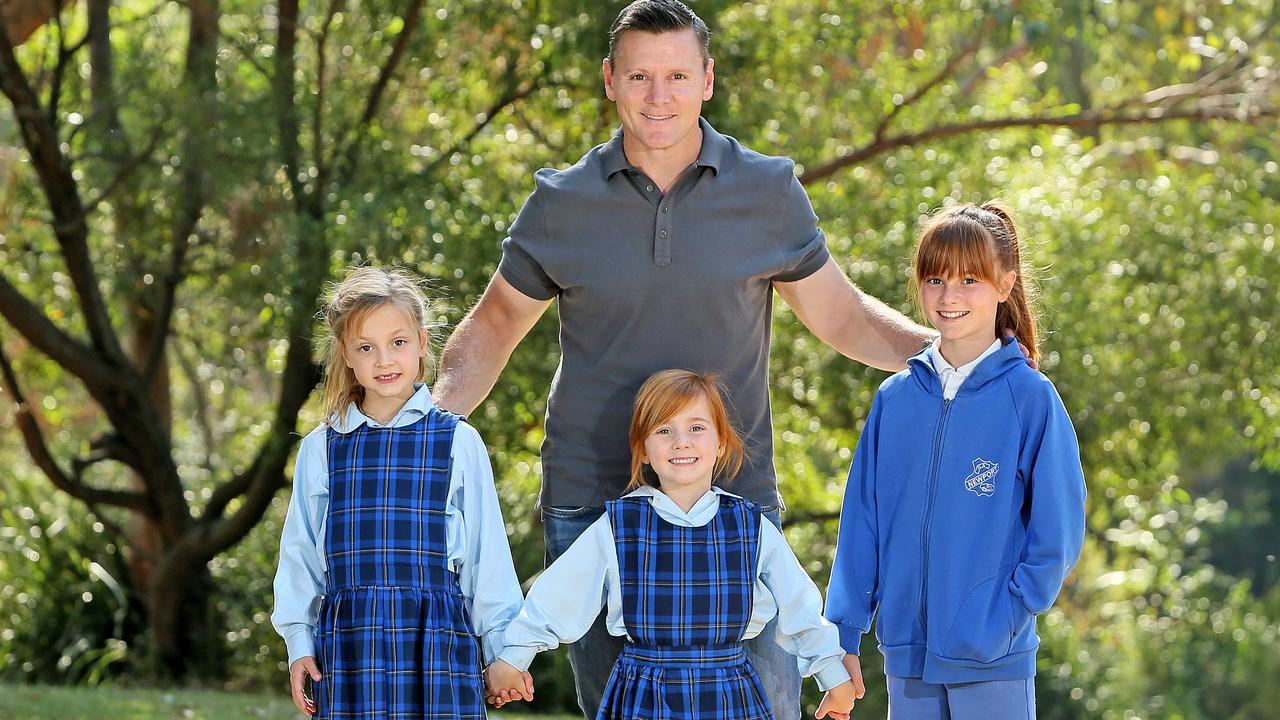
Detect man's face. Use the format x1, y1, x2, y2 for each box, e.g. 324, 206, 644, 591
603, 28, 714, 157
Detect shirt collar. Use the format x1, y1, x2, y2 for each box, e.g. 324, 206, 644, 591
927, 337, 1003, 378
601, 117, 727, 181
627, 484, 735, 526
330, 383, 435, 434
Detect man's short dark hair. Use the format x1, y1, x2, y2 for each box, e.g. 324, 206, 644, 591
608, 0, 711, 67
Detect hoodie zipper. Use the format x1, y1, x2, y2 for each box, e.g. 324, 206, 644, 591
918, 397, 953, 631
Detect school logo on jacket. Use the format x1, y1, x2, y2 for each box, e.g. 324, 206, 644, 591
964, 458, 998, 497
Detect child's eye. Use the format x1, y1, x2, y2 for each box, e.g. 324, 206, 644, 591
925, 277, 942, 285
393, 338, 408, 347
654, 428, 670, 435
962, 277, 978, 284
358, 344, 373, 352
690, 424, 706, 432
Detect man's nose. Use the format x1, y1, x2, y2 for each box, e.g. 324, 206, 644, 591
647, 78, 671, 103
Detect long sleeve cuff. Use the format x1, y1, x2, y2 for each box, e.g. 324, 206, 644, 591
836, 625, 864, 655
814, 659, 854, 692
480, 632, 506, 666
497, 646, 538, 672
285, 629, 315, 666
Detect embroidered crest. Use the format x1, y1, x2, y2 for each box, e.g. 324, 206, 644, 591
964, 457, 998, 497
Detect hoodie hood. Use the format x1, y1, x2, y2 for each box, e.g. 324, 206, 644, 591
905, 336, 1031, 396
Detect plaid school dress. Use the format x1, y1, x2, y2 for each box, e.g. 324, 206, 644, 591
313, 408, 486, 719
599, 494, 774, 720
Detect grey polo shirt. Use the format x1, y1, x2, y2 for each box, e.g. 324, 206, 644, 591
498, 118, 830, 508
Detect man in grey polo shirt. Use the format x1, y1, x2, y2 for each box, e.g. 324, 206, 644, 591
435, 1, 930, 717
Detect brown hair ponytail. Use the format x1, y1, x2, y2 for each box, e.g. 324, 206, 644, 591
980, 201, 1039, 364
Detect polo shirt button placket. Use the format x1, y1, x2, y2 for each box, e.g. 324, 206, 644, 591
654, 202, 672, 267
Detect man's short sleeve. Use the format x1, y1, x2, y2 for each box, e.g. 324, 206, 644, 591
772, 170, 830, 282
498, 186, 560, 301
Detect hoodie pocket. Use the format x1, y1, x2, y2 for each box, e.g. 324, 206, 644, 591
939, 566, 1019, 663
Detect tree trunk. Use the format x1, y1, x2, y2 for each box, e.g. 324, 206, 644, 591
148, 544, 227, 679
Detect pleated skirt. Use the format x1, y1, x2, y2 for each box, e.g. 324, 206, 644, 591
313, 585, 485, 719
597, 643, 774, 720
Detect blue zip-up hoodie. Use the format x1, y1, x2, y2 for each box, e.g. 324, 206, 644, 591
824, 338, 1086, 683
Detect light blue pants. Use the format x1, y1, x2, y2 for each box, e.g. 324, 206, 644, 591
887, 675, 1036, 720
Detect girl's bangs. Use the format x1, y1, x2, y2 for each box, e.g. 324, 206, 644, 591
915, 219, 1002, 283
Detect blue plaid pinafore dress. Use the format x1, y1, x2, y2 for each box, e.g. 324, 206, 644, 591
313, 408, 486, 719
598, 494, 773, 720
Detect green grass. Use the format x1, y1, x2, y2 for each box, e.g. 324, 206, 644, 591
0, 684, 577, 720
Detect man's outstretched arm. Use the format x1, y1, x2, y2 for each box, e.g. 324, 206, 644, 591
434, 273, 552, 416
774, 257, 933, 373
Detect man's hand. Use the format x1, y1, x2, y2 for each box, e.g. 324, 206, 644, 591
289, 656, 321, 716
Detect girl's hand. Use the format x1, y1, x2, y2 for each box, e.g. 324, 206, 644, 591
843, 653, 867, 700
815, 679, 856, 719
288, 656, 321, 716
484, 659, 534, 706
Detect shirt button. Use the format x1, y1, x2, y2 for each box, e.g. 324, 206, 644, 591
646, 184, 654, 192
661, 205, 669, 213
659, 230, 669, 238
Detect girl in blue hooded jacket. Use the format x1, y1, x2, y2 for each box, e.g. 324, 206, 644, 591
825, 202, 1086, 719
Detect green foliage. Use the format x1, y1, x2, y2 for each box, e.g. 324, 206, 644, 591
0, 470, 138, 684
0, 0, 1277, 714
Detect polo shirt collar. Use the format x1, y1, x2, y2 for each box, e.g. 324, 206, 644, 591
600, 117, 728, 180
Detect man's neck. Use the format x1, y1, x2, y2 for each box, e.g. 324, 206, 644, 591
623, 125, 703, 192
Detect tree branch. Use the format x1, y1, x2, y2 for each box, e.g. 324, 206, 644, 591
871, 11, 999, 143
0, 18, 128, 365
311, 0, 342, 188
799, 102, 1278, 186
424, 75, 550, 178
142, 0, 220, 383
77, 113, 171, 221
274, 0, 305, 206
0, 274, 116, 389
0, 333, 153, 515
331, 0, 424, 183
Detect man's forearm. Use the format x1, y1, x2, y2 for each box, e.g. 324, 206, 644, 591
835, 287, 934, 372
433, 316, 515, 416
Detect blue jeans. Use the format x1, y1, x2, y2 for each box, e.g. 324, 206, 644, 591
886, 675, 1037, 720
542, 504, 803, 720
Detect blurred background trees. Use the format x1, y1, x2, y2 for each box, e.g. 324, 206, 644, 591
0, 1, 1276, 717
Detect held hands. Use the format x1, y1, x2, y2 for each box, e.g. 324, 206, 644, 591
288, 656, 322, 716
484, 658, 534, 707
815, 679, 856, 720
842, 653, 867, 701
814, 654, 867, 719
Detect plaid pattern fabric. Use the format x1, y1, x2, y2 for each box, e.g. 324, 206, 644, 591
598, 495, 773, 720
314, 408, 485, 719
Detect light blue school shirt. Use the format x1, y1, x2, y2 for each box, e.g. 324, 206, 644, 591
498, 486, 851, 692
271, 384, 524, 666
